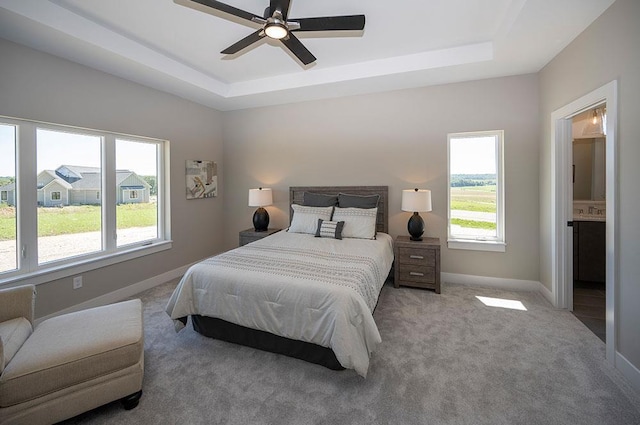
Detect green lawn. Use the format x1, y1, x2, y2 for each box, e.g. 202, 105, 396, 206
450, 185, 497, 231
451, 218, 496, 230
0, 203, 156, 241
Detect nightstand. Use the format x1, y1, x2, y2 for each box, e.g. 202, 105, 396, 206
393, 236, 441, 293
239, 228, 281, 246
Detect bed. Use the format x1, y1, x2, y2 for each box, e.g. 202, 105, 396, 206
166, 186, 392, 377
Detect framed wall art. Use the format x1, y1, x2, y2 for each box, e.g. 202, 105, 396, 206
186, 160, 217, 199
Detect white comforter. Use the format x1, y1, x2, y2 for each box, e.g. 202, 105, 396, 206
166, 230, 394, 377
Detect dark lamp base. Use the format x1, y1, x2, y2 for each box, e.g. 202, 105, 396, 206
407, 212, 424, 241
253, 207, 270, 232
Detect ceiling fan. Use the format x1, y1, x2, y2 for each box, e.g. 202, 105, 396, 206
188, 0, 366, 65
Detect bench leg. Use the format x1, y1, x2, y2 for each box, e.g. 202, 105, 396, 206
121, 390, 142, 410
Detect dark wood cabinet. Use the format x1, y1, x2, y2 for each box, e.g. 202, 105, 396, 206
573, 221, 605, 282
393, 236, 441, 293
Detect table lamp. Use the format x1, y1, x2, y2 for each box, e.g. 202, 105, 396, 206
401, 188, 432, 241
248, 188, 273, 232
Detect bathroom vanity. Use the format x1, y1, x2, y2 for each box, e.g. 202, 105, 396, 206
572, 210, 606, 283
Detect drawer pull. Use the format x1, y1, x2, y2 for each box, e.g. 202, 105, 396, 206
409, 272, 424, 277
409, 255, 424, 260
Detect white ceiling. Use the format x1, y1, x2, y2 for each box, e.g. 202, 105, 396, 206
0, 0, 614, 111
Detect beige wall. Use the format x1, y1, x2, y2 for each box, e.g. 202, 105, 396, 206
222, 74, 540, 281
0, 38, 225, 317
539, 0, 640, 368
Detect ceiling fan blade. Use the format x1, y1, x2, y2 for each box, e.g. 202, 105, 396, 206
281, 33, 316, 65
221, 30, 265, 54
291, 15, 365, 32
189, 0, 262, 23
270, 0, 291, 19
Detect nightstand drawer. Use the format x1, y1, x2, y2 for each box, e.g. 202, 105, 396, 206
397, 265, 435, 284
397, 247, 435, 266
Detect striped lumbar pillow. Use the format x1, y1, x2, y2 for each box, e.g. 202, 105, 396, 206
315, 219, 345, 240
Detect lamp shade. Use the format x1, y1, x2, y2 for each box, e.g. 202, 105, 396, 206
401, 189, 432, 212
248, 188, 273, 207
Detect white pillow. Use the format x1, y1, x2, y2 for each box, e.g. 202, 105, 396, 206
332, 207, 378, 239
289, 204, 333, 235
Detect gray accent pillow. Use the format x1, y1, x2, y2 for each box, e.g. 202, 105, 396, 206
315, 219, 345, 239
303, 192, 338, 207
338, 193, 380, 209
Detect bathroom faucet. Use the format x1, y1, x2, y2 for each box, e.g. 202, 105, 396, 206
588, 206, 595, 214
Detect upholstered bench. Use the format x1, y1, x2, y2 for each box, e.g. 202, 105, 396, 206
0, 285, 144, 425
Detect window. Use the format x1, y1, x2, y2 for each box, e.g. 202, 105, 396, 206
0, 116, 170, 284
447, 130, 505, 252
37, 128, 102, 264
116, 139, 159, 247
0, 123, 17, 274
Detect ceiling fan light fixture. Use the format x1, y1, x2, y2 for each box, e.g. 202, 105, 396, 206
265, 22, 288, 39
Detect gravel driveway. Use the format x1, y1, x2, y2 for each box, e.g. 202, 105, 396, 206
0, 226, 156, 272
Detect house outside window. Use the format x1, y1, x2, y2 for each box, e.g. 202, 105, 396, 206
0, 115, 171, 284
447, 130, 505, 252
129, 190, 138, 199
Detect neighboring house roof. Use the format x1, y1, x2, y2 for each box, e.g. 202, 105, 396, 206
35, 166, 150, 192
0, 182, 15, 191
69, 172, 101, 190
42, 179, 72, 190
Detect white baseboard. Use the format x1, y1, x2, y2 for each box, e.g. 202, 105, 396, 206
537, 282, 554, 305
35, 264, 190, 325
616, 351, 640, 396
441, 272, 541, 292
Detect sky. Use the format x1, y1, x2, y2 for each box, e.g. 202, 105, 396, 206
449, 135, 497, 175
0, 125, 158, 177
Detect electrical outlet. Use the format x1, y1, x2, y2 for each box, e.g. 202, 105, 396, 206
73, 276, 83, 289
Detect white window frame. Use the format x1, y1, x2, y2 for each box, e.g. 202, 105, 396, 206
0, 116, 172, 286
51, 191, 61, 201
447, 130, 506, 252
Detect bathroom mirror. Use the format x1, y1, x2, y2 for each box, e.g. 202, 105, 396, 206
573, 137, 606, 201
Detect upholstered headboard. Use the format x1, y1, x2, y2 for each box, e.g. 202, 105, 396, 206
289, 186, 389, 234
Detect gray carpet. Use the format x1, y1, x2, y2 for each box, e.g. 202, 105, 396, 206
61, 280, 640, 425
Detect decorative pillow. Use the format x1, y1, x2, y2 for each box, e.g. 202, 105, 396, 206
303, 192, 338, 207
289, 204, 333, 235
338, 193, 380, 209
332, 207, 378, 239
0, 317, 32, 373
315, 219, 345, 239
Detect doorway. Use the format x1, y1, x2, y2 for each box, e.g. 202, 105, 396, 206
550, 80, 617, 364
571, 106, 607, 342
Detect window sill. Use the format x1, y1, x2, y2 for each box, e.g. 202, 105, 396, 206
447, 239, 506, 252
0, 240, 172, 287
